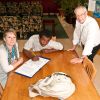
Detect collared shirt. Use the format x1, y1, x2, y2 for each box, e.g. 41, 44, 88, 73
73, 16, 100, 56
24, 35, 63, 51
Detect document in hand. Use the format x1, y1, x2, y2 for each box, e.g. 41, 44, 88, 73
15, 57, 50, 78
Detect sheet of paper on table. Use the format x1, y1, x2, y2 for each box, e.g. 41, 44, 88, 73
15, 57, 50, 78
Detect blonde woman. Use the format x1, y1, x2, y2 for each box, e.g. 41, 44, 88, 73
0, 29, 23, 88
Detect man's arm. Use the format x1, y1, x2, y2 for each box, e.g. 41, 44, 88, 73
41, 40, 64, 53
23, 49, 33, 58
23, 49, 39, 61
41, 48, 62, 53
47, 40, 63, 50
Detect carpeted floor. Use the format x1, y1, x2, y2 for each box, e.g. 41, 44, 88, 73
43, 15, 68, 38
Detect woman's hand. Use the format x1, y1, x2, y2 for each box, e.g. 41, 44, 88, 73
18, 57, 23, 64
11, 57, 23, 64
12, 57, 23, 69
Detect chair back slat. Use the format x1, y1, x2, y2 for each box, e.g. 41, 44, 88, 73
0, 83, 3, 99
83, 57, 96, 80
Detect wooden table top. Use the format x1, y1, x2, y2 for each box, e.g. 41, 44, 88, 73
1, 50, 100, 100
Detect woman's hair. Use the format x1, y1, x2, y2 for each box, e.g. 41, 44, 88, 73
3, 28, 17, 38
39, 30, 52, 39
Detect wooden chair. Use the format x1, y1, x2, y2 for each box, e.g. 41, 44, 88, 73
0, 83, 3, 99
82, 57, 96, 80
88, 11, 93, 16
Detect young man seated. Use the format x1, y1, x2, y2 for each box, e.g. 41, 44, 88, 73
23, 30, 63, 61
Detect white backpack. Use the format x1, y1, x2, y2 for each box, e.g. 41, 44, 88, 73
29, 72, 75, 100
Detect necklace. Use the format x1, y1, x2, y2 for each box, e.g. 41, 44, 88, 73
4, 43, 18, 64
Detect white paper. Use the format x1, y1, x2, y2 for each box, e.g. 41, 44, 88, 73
88, 0, 96, 11
15, 57, 50, 77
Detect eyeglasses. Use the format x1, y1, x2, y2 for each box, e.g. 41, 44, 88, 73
75, 11, 86, 18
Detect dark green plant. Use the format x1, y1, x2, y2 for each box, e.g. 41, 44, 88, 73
54, 0, 88, 13
54, 0, 88, 25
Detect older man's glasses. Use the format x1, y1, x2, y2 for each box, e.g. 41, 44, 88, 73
75, 11, 86, 18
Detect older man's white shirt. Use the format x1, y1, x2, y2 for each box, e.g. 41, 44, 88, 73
73, 16, 100, 56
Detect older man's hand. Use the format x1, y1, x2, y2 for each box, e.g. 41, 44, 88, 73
70, 57, 83, 64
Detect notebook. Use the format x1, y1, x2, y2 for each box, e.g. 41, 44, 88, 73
15, 57, 50, 78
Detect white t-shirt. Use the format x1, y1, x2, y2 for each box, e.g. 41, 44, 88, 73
24, 35, 63, 51
73, 16, 100, 56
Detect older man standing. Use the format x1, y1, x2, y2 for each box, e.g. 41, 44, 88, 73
68, 6, 100, 63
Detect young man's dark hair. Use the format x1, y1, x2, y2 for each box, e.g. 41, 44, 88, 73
39, 30, 52, 39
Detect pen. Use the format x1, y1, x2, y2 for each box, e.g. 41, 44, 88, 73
30, 50, 36, 56
32, 52, 36, 56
